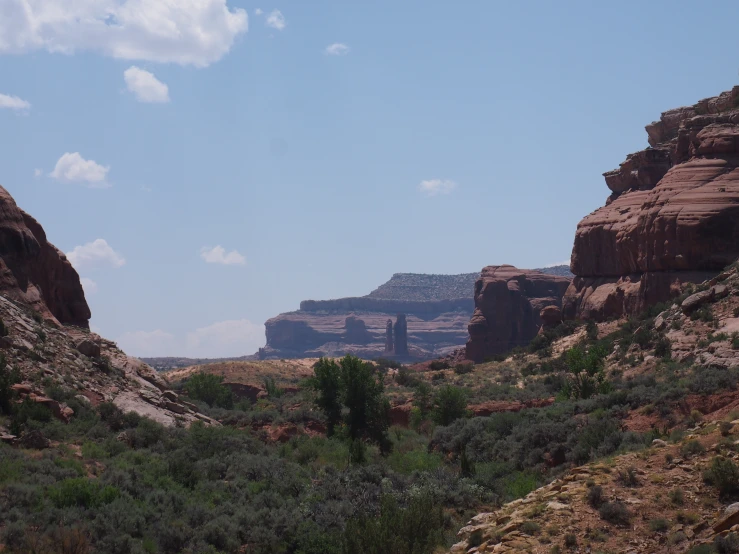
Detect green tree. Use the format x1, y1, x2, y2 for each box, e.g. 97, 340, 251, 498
561, 345, 610, 399
432, 385, 468, 426
184, 373, 233, 409
313, 358, 343, 436
412, 382, 433, 420
312, 355, 392, 454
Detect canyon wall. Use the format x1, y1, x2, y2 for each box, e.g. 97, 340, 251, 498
564, 86, 739, 320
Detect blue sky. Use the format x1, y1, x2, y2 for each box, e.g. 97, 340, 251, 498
1, 0, 738, 357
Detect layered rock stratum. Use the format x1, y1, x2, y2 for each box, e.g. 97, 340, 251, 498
564, 86, 739, 320
465, 265, 571, 362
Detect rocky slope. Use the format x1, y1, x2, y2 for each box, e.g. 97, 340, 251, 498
465, 266, 571, 362
261, 273, 479, 361
0, 186, 211, 434
564, 86, 739, 321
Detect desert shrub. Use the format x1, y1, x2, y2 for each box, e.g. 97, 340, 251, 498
599, 501, 631, 525
460, 448, 475, 478
587, 485, 604, 508
669, 488, 684, 506
691, 306, 715, 323
704, 456, 739, 498
561, 345, 610, 399
343, 493, 445, 554
617, 466, 639, 487
431, 386, 468, 426
715, 533, 739, 554
649, 518, 670, 532
564, 533, 577, 548
722, 422, 734, 437
263, 376, 283, 398
48, 477, 120, 508
395, 367, 420, 388
428, 360, 450, 371
184, 373, 234, 409
682, 439, 705, 458
454, 362, 474, 375
654, 336, 672, 359
374, 358, 403, 371
586, 320, 598, 341
520, 520, 541, 535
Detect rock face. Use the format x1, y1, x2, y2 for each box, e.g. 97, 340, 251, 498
564, 86, 739, 320
0, 186, 90, 328
465, 266, 571, 362
263, 273, 479, 361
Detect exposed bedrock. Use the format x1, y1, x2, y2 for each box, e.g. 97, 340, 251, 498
565, 86, 739, 320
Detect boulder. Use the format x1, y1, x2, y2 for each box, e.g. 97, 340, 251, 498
682, 289, 716, 314
539, 305, 563, 328
75, 338, 100, 358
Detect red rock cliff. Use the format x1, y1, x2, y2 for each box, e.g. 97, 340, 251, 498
0, 186, 90, 328
465, 266, 571, 362
564, 87, 739, 321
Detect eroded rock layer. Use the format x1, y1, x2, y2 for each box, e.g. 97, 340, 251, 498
465, 266, 571, 362
564, 86, 739, 320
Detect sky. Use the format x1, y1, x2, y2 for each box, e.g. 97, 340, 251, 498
0, 0, 738, 358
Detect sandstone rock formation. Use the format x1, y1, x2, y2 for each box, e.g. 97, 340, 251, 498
0, 187, 90, 328
564, 86, 739, 320
465, 266, 571, 362
262, 273, 479, 361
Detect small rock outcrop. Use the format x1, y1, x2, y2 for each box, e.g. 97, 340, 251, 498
465, 266, 571, 362
564, 86, 739, 321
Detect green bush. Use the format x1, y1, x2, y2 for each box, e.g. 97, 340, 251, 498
48, 477, 120, 508
428, 360, 450, 371
184, 372, 234, 409
343, 493, 445, 554
431, 386, 468, 426
649, 518, 670, 532
599, 501, 631, 525
454, 362, 474, 375
681, 439, 705, 458
561, 345, 611, 399
704, 456, 739, 498
587, 485, 604, 508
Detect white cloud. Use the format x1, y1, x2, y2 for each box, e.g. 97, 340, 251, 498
325, 43, 349, 56
80, 277, 98, 295
265, 10, 285, 30
67, 239, 126, 270
0, 93, 30, 112
255, 8, 263, 15
418, 179, 458, 196
118, 319, 265, 357
117, 329, 177, 357
0, 0, 248, 68
124, 66, 170, 103
186, 319, 264, 357
33, 168, 43, 178
200, 246, 246, 266
50, 152, 110, 187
